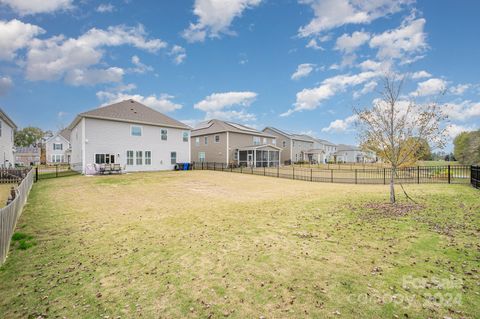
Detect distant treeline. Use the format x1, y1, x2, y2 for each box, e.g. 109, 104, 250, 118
454, 130, 480, 165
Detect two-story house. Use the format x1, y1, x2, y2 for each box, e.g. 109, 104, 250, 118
68, 99, 191, 174
334, 144, 376, 163
191, 119, 281, 167
262, 127, 314, 164
45, 129, 71, 164
0, 108, 17, 168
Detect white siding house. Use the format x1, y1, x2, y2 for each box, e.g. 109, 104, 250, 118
0, 108, 17, 167
45, 129, 71, 164
334, 144, 376, 163
68, 99, 191, 174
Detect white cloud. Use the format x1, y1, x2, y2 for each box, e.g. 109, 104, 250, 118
443, 101, 480, 121
369, 15, 427, 62
0, 76, 13, 96
305, 38, 324, 50
335, 31, 370, 53
182, 0, 262, 42
321, 115, 357, 132
0, 19, 45, 61
194, 91, 257, 121
298, 0, 411, 37
130, 55, 153, 73
25, 24, 166, 85
449, 83, 470, 95
96, 3, 115, 13
413, 78, 447, 96
410, 70, 431, 79
169, 45, 186, 65
445, 123, 477, 139
64, 67, 124, 86
0, 0, 73, 15
282, 71, 378, 116
96, 89, 182, 113
291, 63, 315, 80
353, 80, 377, 99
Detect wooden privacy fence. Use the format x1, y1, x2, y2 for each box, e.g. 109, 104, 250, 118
193, 162, 471, 185
0, 168, 34, 265
472, 166, 480, 189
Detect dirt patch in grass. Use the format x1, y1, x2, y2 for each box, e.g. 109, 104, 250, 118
351, 202, 425, 220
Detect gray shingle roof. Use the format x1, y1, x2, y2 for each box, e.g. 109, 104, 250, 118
0, 107, 17, 129
59, 128, 71, 142
71, 99, 190, 129
192, 119, 275, 137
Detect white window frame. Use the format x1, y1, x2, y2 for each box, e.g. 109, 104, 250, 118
214, 135, 220, 143
131, 125, 143, 137
53, 143, 63, 150
183, 131, 189, 142
171, 151, 177, 164
195, 137, 200, 146
198, 152, 205, 162
204, 136, 208, 145
127, 150, 134, 165
272, 139, 276, 145
253, 136, 260, 145
263, 137, 267, 144
161, 128, 168, 141
145, 151, 152, 165
136, 151, 143, 165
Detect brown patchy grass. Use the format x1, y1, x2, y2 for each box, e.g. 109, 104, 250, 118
0, 184, 14, 207
0, 171, 478, 318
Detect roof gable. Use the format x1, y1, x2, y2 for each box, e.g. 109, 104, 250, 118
70, 99, 190, 130
0, 107, 17, 129
192, 119, 274, 137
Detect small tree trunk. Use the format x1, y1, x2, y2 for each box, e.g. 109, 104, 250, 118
390, 167, 396, 204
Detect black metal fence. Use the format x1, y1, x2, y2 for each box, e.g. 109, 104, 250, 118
192, 162, 471, 185
35, 164, 80, 181
472, 166, 480, 189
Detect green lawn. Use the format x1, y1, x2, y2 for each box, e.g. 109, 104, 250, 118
0, 171, 478, 318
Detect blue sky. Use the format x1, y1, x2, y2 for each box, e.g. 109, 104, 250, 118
0, 0, 479, 150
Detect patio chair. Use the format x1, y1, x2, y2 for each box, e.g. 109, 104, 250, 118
112, 164, 122, 173
103, 164, 112, 174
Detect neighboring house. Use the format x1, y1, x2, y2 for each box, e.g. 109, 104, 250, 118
334, 144, 376, 163
0, 108, 17, 168
192, 119, 281, 167
301, 136, 337, 164
68, 99, 191, 174
15, 146, 41, 166
46, 129, 71, 164
262, 127, 314, 164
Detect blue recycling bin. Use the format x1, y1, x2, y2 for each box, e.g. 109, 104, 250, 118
183, 163, 189, 170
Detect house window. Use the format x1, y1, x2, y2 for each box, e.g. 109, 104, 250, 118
282, 141, 286, 148
95, 154, 115, 164
214, 135, 220, 143
263, 138, 267, 144
127, 151, 134, 165
145, 151, 152, 165
53, 143, 63, 150
171, 152, 177, 164
183, 131, 189, 142
272, 139, 276, 145
131, 126, 142, 136
199, 152, 205, 162
204, 136, 208, 145
52, 155, 64, 163
195, 137, 200, 146
136, 151, 143, 165
253, 136, 260, 145
161, 129, 168, 141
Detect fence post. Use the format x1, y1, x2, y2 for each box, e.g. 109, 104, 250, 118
35, 166, 38, 182
277, 165, 279, 178
417, 166, 420, 184
56, 164, 58, 178
448, 165, 451, 184
355, 169, 357, 184
310, 168, 313, 182
293, 167, 295, 180
383, 168, 386, 185
331, 169, 333, 183
264, 166, 266, 176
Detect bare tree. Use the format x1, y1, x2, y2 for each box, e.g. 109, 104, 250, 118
354, 73, 447, 204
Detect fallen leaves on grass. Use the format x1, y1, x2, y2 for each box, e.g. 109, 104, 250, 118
352, 202, 425, 220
